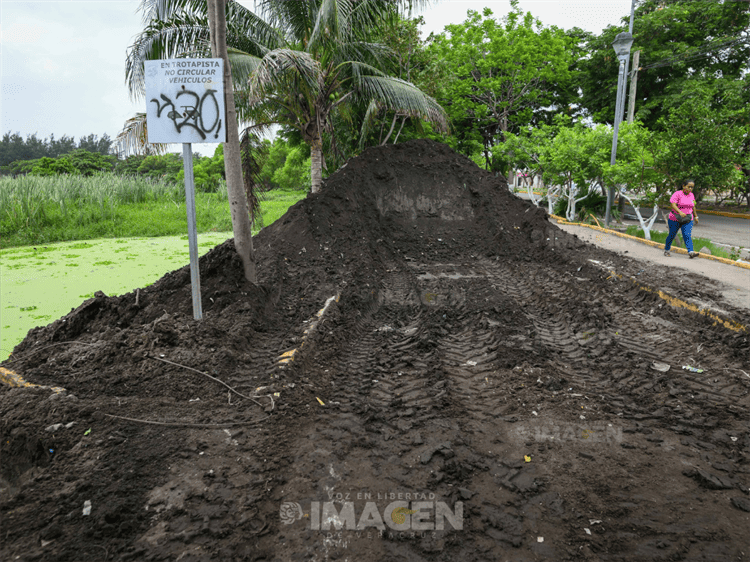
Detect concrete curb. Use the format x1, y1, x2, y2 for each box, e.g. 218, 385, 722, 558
698, 209, 750, 220
600, 269, 747, 333
549, 214, 750, 271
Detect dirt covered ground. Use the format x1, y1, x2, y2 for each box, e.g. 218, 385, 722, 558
2, 139, 749, 562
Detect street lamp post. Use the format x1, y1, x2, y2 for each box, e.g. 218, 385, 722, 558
605, 32, 634, 227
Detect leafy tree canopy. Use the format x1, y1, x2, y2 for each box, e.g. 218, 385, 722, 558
654, 76, 748, 199
573, 0, 749, 129
0, 132, 113, 171
425, 2, 574, 172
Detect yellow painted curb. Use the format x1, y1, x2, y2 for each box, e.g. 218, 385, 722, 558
0, 366, 65, 393
550, 214, 750, 271
699, 209, 750, 220
605, 271, 746, 333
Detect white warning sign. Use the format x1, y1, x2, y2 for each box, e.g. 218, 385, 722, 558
145, 59, 226, 144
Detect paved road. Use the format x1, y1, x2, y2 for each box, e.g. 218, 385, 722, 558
619, 205, 749, 254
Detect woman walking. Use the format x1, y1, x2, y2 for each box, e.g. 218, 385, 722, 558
664, 179, 700, 258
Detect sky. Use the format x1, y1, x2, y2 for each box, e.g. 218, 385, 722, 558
0, 0, 633, 154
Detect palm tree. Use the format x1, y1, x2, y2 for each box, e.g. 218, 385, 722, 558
126, 0, 447, 194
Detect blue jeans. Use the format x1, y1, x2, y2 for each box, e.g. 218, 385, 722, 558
665, 219, 693, 252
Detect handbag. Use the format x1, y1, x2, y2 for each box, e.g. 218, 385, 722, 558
677, 214, 692, 226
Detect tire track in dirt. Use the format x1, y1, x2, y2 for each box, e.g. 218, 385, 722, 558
364, 270, 440, 427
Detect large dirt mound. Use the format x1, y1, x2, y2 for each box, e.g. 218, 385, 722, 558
4, 140, 573, 398
2, 139, 749, 562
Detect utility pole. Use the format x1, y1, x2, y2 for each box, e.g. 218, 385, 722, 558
621, 0, 637, 122
605, 32, 634, 227
627, 50, 641, 123
616, 0, 637, 215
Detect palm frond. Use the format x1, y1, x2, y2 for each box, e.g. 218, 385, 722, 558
358, 98, 383, 149
308, 0, 353, 54
129, 2, 282, 100
239, 124, 275, 224
248, 49, 323, 103
353, 71, 448, 132
254, 0, 318, 45
225, 1, 286, 52
126, 14, 212, 100
140, 0, 205, 23
115, 113, 169, 157
332, 40, 392, 69
226, 47, 264, 88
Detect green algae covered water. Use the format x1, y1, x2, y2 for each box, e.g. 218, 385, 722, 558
0, 232, 232, 360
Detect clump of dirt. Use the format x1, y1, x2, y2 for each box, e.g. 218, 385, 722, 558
2, 139, 749, 562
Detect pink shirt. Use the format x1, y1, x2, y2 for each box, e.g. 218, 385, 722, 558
668, 190, 695, 222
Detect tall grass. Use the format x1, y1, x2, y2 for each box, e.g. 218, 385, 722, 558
0, 173, 305, 249
1, 174, 184, 230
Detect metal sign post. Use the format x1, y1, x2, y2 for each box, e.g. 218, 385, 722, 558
144, 58, 226, 321
182, 143, 203, 320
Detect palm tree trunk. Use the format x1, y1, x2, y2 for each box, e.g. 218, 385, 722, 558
208, 0, 256, 283
310, 134, 323, 194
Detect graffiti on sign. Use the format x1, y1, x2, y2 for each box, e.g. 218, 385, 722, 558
144, 59, 226, 144
150, 87, 222, 141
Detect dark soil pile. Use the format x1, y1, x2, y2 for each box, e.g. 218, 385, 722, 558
2, 139, 749, 562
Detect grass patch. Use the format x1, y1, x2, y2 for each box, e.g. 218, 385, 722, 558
256, 190, 306, 231
625, 226, 743, 260
0, 171, 307, 249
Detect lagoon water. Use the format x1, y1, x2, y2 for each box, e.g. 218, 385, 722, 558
0, 232, 232, 360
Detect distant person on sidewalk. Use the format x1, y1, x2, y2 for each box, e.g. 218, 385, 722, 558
664, 179, 700, 258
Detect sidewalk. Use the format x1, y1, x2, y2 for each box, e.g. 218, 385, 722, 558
556, 221, 750, 312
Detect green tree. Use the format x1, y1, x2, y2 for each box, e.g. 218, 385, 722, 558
653, 77, 747, 203
137, 153, 183, 182
126, 0, 447, 195
574, 0, 749, 129
426, 4, 574, 172
0, 133, 47, 168
64, 149, 117, 176
77, 134, 113, 156
114, 154, 148, 176
356, 14, 440, 149
47, 134, 77, 158
272, 145, 311, 191
177, 144, 227, 191
258, 138, 290, 189
29, 156, 77, 177
502, 117, 663, 236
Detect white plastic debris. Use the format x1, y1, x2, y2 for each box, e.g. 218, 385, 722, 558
537, 537, 544, 543
584, 528, 591, 535
82, 500, 92, 516
464, 360, 478, 367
